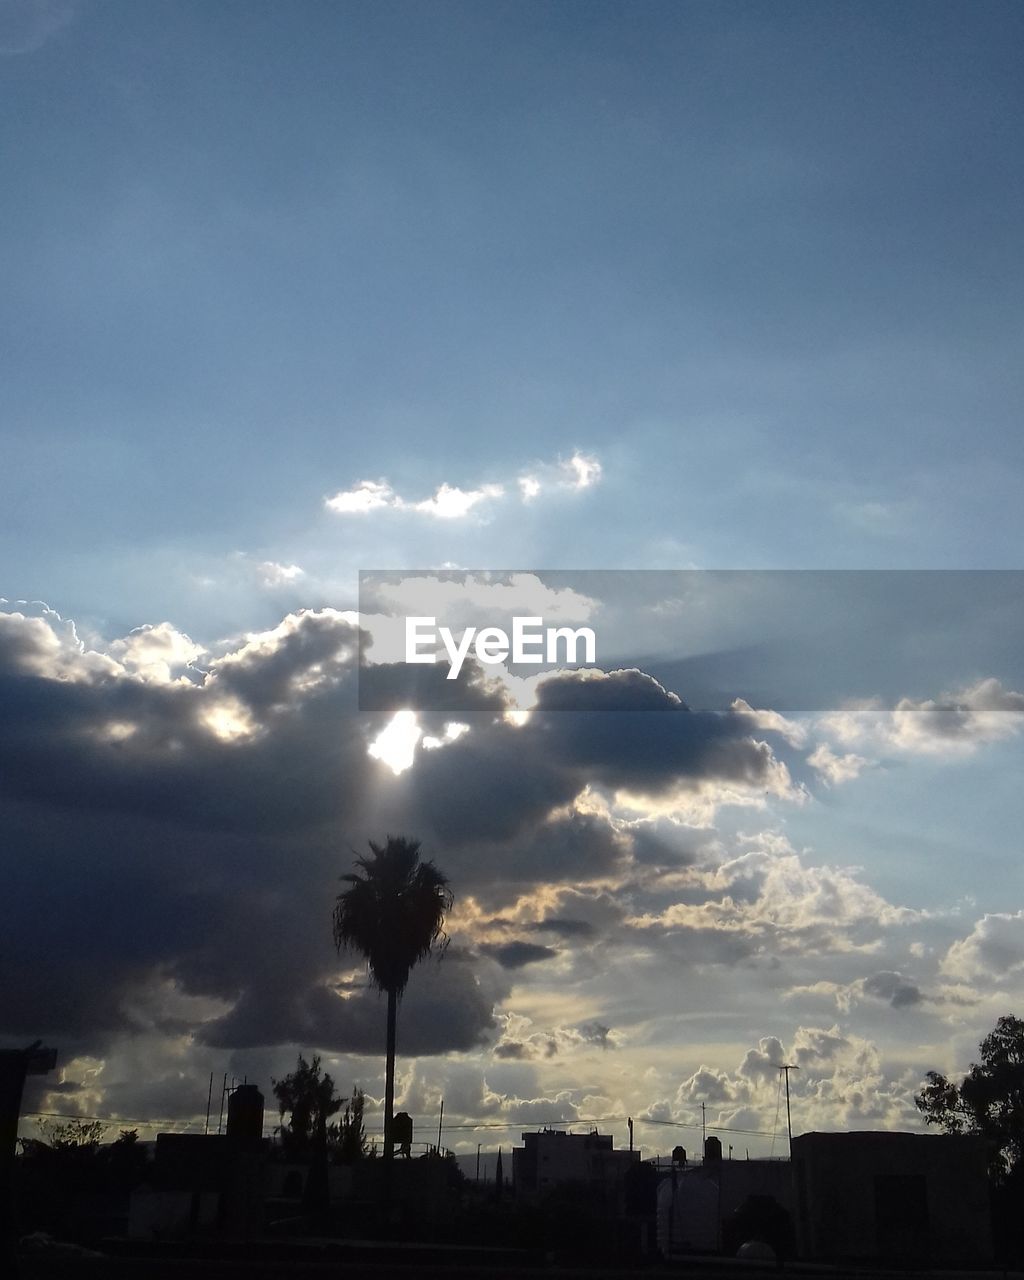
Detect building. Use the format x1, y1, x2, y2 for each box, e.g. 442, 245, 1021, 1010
792, 1131, 992, 1264
512, 1128, 639, 1201
657, 1140, 795, 1258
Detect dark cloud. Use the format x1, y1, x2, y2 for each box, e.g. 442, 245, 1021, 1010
0, 606, 797, 1072
480, 941, 558, 970
862, 971, 924, 1008
493, 1041, 531, 1060
528, 918, 597, 940
200, 950, 509, 1056
576, 1021, 613, 1048
358, 655, 508, 716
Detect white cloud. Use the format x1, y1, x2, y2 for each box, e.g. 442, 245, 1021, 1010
560, 451, 602, 490
411, 481, 504, 519
628, 834, 920, 951
940, 911, 1024, 983
324, 479, 397, 514
110, 622, 203, 684
325, 450, 602, 519
256, 561, 305, 588
818, 679, 1024, 759
0, 606, 122, 683
807, 742, 869, 785
325, 477, 502, 519
731, 698, 807, 747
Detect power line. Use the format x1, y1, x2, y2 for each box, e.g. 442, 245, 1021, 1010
22, 1111, 210, 1130
427, 1115, 777, 1138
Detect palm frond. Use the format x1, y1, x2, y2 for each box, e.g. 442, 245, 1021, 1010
333, 834, 453, 999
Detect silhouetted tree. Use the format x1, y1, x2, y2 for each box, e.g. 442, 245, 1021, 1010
272, 1054, 342, 1157
335, 1085, 373, 1163
332, 836, 452, 1163
915, 1014, 1024, 1182
272, 1055, 343, 1219
34, 1118, 106, 1151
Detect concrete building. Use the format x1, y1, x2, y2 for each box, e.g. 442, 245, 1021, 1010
657, 1145, 795, 1258
792, 1131, 992, 1264
513, 1128, 639, 1201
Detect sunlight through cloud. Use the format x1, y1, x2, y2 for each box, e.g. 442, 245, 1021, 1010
367, 708, 422, 774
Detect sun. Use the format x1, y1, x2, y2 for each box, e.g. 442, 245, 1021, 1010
367, 709, 422, 775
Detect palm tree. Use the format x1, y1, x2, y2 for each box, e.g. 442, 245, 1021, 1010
332, 835, 453, 1163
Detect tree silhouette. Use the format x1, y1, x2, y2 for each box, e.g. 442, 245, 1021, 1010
336, 1086, 373, 1163
272, 1054, 343, 1217
332, 835, 452, 1163
272, 1054, 342, 1157
916, 1014, 1024, 1182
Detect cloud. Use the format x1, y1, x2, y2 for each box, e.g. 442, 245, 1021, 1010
256, 561, 306, 588
516, 450, 602, 501
0, 603, 801, 1068
324, 479, 397, 514
325, 477, 502, 519
940, 911, 1024, 983
677, 1066, 738, 1104
787, 971, 926, 1012
325, 451, 602, 519
819, 679, 1024, 758
860, 971, 924, 1008
640, 1024, 927, 1141
413, 482, 505, 518
738, 1037, 787, 1084
0, 605, 121, 682
109, 623, 203, 684
200, 949, 510, 1056
492, 1013, 619, 1061
0, 599, 975, 1141
558, 451, 602, 491
807, 741, 868, 785
730, 699, 807, 747
480, 941, 559, 970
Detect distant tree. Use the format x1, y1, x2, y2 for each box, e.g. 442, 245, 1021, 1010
334, 1085, 372, 1163
34, 1118, 106, 1152
271, 1055, 342, 1157
915, 1014, 1024, 1181
272, 1055, 344, 1219
332, 835, 452, 1163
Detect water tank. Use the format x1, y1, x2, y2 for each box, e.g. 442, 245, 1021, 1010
226, 1084, 264, 1140
672, 1145, 687, 1165
657, 1172, 719, 1255
703, 1135, 722, 1163
392, 1111, 413, 1156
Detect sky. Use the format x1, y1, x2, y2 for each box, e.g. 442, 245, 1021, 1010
2, 0, 1023, 1160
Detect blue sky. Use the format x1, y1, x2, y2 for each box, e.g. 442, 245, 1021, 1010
5, 0, 1023, 631
3, 0, 1024, 1154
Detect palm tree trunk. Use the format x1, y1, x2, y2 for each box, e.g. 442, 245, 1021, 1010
383, 986, 397, 1162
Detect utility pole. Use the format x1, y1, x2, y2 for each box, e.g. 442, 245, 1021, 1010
204, 1072, 213, 1135
627, 1116, 633, 1152
779, 1064, 799, 1156
436, 1099, 444, 1155
701, 1102, 706, 1146
476, 1143, 481, 1184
